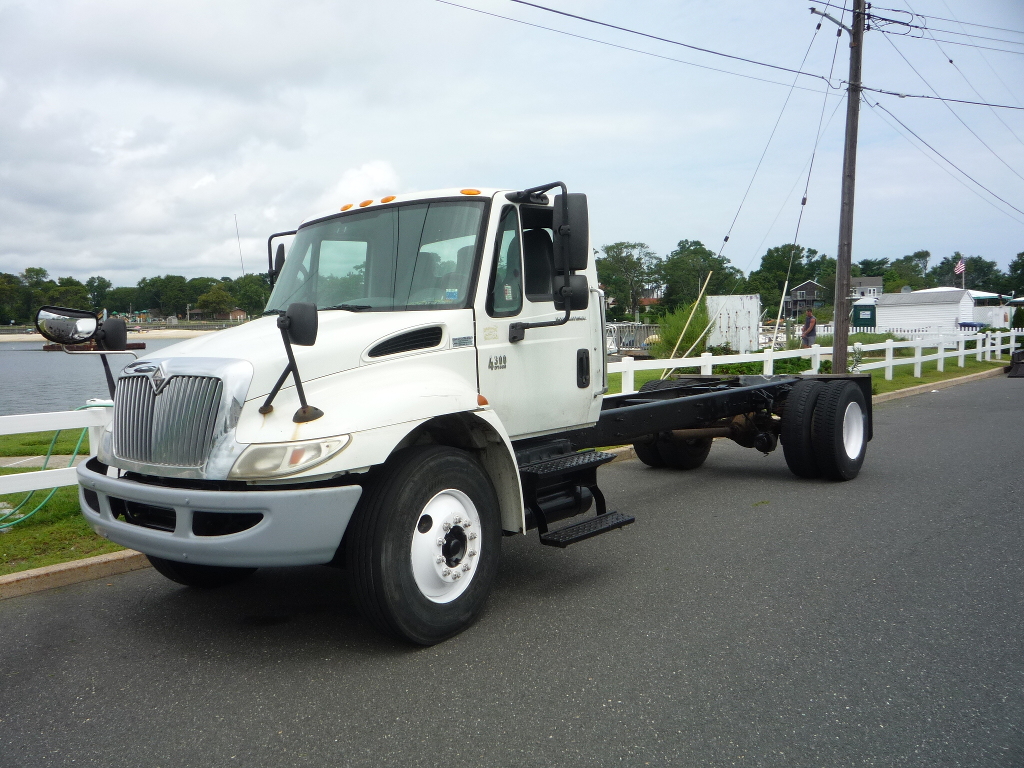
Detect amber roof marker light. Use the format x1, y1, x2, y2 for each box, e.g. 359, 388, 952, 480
340, 203, 353, 211
359, 199, 374, 208
381, 195, 396, 203
460, 189, 481, 196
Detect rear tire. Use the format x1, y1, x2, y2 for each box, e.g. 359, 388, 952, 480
781, 379, 825, 478
657, 435, 712, 470
811, 380, 868, 481
632, 439, 667, 468
147, 556, 256, 589
345, 445, 501, 645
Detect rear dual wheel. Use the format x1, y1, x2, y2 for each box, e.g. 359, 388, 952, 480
781, 379, 867, 481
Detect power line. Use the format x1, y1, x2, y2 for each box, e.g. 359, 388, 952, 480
506, 0, 837, 84
863, 97, 1024, 226
867, 12, 1024, 47
874, 26, 1024, 56
868, 4, 1024, 36
859, 85, 1024, 111
881, 33, 1024, 185
870, 100, 1024, 218
434, 1, 833, 94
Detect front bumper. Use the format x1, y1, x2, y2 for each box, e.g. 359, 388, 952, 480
76, 459, 362, 567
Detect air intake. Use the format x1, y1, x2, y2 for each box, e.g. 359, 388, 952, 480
368, 326, 443, 358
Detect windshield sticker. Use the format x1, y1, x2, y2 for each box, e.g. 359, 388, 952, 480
503, 285, 513, 301
445, 288, 459, 301
452, 335, 474, 348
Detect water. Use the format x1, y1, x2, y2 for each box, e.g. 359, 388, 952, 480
1, 339, 186, 416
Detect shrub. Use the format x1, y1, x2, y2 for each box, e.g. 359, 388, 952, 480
649, 300, 711, 359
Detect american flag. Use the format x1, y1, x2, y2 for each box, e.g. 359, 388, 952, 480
954, 258, 966, 275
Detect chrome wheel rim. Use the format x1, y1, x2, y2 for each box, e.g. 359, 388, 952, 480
842, 401, 865, 459
410, 489, 481, 604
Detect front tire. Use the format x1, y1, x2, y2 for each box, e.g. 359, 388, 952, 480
345, 445, 501, 645
147, 556, 256, 589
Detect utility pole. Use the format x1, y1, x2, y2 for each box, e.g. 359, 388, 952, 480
832, 0, 866, 373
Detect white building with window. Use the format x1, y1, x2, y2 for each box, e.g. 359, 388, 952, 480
874, 288, 973, 331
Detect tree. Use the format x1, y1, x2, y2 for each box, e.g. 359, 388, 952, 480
228, 274, 270, 317
196, 284, 235, 315
105, 287, 139, 314
19, 268, 56, 319
927, 252, 1005, 292
0, 273, 21, 324
1006, 251, 1024, 297
883, 251, 933, 294
85, 276, 112, 309
746, 244, 818, 313
137, 275, 189, 316
856, 257, 890, 277
186, 277, 220, 305
48, 276, 91, 310
596, 242, 660, 318
659, 240, 744, 311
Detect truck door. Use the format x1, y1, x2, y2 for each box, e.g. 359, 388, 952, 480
475, 202, 598, 439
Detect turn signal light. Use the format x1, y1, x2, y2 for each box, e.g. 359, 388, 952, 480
477, 394, 489, 406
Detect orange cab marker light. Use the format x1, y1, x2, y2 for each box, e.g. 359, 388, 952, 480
359, 199, 374, 207
381, 195, 396, 203
461, 189, 481, 196
477, 394, 489, 406
341, 203, 353, 211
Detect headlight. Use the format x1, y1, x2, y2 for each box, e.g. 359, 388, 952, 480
229, 436, 351, 479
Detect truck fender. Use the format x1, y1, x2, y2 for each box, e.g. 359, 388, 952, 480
389, 410, 524, 535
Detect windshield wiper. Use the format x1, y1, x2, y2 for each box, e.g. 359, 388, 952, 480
323, 304, 372, 312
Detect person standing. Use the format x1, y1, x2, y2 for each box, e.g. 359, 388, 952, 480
801, 307, 817, 349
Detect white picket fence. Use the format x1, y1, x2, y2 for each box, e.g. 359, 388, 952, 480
0, 400, 112, 496
609, 329, 1021, 395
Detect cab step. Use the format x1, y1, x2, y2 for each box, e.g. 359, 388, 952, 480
517, 449, 617, 478
539, 511, 635, 548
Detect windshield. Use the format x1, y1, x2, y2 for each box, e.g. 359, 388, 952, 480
266, 200, 487, 313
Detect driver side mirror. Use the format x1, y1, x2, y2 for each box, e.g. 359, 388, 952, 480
270, 243, 286, 286
35, 306, 98, 345
552, 193, 589, 272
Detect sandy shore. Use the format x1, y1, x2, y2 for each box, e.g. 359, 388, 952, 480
0, 329, 215, 343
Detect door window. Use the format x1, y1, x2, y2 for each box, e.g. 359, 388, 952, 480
487, 206, 523, 317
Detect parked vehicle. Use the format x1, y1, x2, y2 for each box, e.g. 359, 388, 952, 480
38, 183, 872, 645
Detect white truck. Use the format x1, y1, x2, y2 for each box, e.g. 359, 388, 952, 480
37, 182, 872, 645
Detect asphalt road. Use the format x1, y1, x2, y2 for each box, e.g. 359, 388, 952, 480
2, 376, 1023, 767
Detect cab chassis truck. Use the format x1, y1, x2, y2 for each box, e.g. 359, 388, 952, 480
37, 182, 872, 645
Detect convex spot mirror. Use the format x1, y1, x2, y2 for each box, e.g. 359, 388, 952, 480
552, 193, 589, 272
553, 275, 590, 311
35, 306, 98, 345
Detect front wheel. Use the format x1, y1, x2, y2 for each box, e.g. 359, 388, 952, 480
345, 445, 501, 645
147, 556, 257, 589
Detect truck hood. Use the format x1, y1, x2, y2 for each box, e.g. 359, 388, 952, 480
141, 310, 470, 401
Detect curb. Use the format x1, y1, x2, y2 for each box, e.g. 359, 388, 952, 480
0, 549, 150, 601
870, 365, 1008, 404
0, 366, 1008, 601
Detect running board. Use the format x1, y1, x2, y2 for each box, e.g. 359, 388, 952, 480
539, 511, 635, 548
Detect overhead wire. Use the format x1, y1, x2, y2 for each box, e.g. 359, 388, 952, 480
434, 0, 833, 94
935, 0, 1024, 108
879, 32, 1024, 185
873, 26, 1024, 57
868, 4, 1024, 36
862, 97, 1024, 226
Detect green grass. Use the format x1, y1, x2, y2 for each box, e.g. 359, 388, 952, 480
0, 468, 122, 576
868, 356, 1005, 394
0, 429, 91, 457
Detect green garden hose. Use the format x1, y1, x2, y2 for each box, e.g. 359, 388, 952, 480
0, 403, 112, 530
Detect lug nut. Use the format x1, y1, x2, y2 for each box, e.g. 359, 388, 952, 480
463, 520, 471, 528
468, 532, 477, 540
453, 515, 462, 524
442, 522, 451, 532
436, 538, 444, 547
462, 563, 470, 572
452, 572, 461, 580
442, 568, 451, 576
436, 556, 444, 564
468, 550, 477, 558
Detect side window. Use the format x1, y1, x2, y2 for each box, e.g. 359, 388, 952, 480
523, 227, 555, 302
487, 206, 523, 317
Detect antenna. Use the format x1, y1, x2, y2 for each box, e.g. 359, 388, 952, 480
234, 214, 246, 275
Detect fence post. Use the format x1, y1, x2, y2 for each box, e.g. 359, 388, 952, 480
958, 334, 966, 367
936, 337, 944, 372
700, 352, 713, 375
1011, 328, 1017, 354
810, 343, 821, 374
85, 399, 113, 458
975, 333, 984, 362
884, 338, 894, 380
994, 331, 1002, 361
763, 347, 774, 375
913, 337, 923, 378
621, 356, 635, 394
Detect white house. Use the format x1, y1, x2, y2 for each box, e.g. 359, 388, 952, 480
874, 288, 973, 331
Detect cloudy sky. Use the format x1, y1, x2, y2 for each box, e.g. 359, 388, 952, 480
1, 0, 1023, 288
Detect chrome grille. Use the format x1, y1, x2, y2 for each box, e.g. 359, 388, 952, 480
113, 375, 223, 466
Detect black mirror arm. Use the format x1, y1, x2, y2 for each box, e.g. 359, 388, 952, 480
267, 230, 296, 286
258, 315, 323, 423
